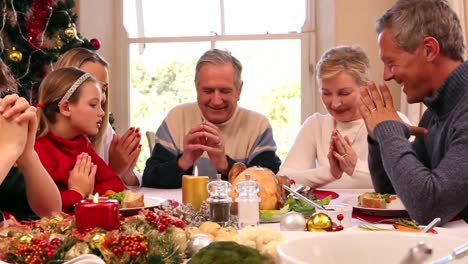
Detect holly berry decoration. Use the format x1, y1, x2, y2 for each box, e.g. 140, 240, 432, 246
109, 233, 148, 258
15, 237, 62, 264
90, 38, 101, 50
333, 213, 345, 231
144, 211, 185, 232
337, 213, 344, 221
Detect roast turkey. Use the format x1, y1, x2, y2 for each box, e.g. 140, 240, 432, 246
228, 163, 290, 210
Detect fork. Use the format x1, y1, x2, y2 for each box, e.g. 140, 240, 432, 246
282, 185, 334, 211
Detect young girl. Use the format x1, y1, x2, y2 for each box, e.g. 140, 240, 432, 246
0, 58, 61, 221
35, 67, 124, 213
55, 48, 142, 187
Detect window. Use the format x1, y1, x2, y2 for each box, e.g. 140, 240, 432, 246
122, 0, 316, 170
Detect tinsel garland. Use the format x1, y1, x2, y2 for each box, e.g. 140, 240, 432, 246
24, 0, 55, 50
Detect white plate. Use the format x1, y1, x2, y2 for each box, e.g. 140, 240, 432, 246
120, 197, 166, 216
342, 195, 408, 217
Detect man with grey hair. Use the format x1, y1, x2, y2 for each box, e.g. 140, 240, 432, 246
143, 49, 281, 188
359, 0, 468, 225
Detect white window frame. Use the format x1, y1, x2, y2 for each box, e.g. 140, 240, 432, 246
110, 0, 319, 132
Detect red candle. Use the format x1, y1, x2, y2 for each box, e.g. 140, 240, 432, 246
75, 194, 120, 232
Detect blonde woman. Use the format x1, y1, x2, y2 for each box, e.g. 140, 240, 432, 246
279, 45, 410, 189
55, 48, 142, 187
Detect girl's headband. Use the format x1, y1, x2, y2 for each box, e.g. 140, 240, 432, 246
58, 73, 92, 105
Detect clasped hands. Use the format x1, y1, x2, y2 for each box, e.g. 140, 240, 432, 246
178, 121, 228, 174
328, 129, 358, 179
0, 94, 38, 168
108, 127, 142, 177
358, 81, 427, 141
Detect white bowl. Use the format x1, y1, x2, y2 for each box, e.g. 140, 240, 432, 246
277, 231, 467, 264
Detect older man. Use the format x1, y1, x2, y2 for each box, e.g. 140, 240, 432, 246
143, 49, 281, 188
360, 0, 468, 225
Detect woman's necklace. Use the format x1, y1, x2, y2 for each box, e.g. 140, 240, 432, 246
333, 119, 366, 146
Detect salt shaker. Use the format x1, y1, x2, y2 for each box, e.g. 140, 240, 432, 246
235, 174, 261, 228
206, 174, 232, 226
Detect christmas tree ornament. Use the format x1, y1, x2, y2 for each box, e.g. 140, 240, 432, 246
64, 24, 77, 39
186, 233, 213, 258
89, 232, 106, 249
306, 212, 333, 232
90, 38, 101, 50
18, 235, 32, 244
280, 212, 306, 231
8, 47, 23, 62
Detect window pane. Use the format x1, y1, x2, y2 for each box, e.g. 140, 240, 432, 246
129, 42, 210, 170
124, 0, 220, 38
216, 40, 301, 160
130, 40, 301, 167
224, 0, 306, 34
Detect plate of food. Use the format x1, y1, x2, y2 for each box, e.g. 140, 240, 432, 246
343, 192, 408, 217
105, 190, 166, 216
260, 190, 337, 223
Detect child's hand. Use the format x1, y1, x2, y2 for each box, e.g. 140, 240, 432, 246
108, 127, 141, 175
68, 153, 96, 198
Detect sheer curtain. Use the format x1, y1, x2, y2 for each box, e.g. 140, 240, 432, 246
400, 0, 467, 125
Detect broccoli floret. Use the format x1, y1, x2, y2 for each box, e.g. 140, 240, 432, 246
188, 241, 263, 264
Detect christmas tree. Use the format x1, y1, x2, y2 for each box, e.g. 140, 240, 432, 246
0, 0, 101, 103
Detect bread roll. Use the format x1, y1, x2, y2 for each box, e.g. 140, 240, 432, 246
358, 192, 387, 209
122, 191, 144, 208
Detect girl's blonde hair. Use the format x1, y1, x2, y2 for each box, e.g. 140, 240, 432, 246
54, 48, 109, 151
0, 58, 18, 91
316, 45, 370, 88
36, 67, 98, 139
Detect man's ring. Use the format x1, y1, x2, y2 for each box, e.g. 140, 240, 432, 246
371, 108, 377, 112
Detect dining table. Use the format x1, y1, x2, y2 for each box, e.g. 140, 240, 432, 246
139, 187, 468, 238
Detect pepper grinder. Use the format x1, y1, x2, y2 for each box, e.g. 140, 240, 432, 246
235, 174, 260, 228
206, 174, 232, 226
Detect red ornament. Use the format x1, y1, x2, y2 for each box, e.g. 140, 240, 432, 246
90, 38, 101, 50
337, 213, 344, 221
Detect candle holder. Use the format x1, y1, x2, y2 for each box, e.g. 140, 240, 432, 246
75, 198, 120, 233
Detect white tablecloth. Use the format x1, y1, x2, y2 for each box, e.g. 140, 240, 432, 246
139, 187, 468, 238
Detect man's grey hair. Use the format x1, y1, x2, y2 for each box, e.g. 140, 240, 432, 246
376, 0, 465, 61
195, 49, 243, 88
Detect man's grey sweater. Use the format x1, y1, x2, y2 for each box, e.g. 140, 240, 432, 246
369, 61, 468, 225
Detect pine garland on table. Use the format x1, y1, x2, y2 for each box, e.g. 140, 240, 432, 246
0, 210, 188, 264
